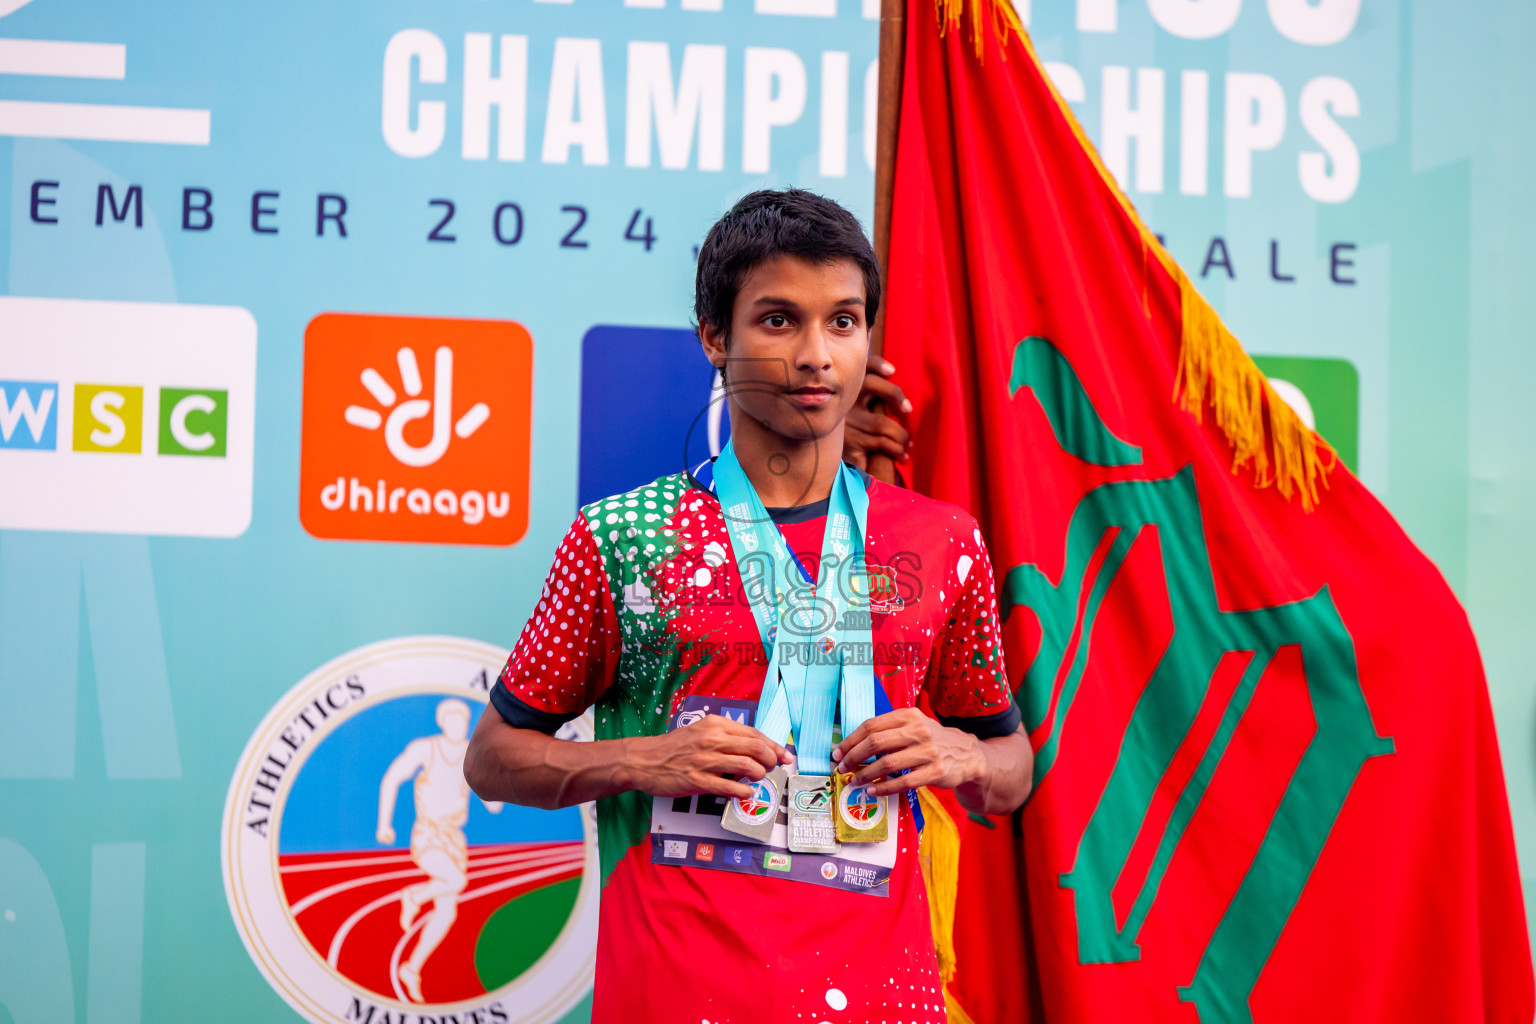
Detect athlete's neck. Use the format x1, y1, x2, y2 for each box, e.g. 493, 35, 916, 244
726, 401, 845, 509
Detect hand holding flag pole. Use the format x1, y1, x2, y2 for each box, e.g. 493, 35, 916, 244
852, 0, 907, 486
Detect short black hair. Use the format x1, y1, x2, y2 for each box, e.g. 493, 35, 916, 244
694, 189, 881, 341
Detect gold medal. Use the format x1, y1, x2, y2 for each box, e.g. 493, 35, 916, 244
832, 770, 889, 843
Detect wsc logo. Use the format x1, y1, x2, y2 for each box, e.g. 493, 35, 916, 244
222, 637, 597, 1024
0, 296, 255, 536
300, 314, 533, 546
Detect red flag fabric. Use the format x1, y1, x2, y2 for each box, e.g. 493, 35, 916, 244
881, 3, 1535, 1022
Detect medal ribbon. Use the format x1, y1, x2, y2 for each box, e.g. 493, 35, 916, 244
713, 441, 876, 774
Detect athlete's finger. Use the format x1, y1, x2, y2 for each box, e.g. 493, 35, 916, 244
851, 747, 928, 786
704, 718, 790, 764
832, 721, 872, 765
838, 732, 914, 772
869, 412, 910, 447
867, 423, 909, 458
834, 717, 915, 770
834, 714, 891, 761
710, 737, 782, 771
868, 765, 940, 796
693, 772, 756, 800
846, 417, 908, 459
845, 424, 903, 461
709, 754, 773, 780
860, 373, 912, 413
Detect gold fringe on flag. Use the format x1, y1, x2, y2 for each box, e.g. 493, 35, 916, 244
929, 0, 1338, 509
935, 0, 1022, 59
916, 786, 977, 1024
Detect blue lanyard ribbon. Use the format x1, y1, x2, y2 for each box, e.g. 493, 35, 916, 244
713, 442, 877, 774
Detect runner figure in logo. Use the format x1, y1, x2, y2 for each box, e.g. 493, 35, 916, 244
833, 776, 888, 842
737, 779, 775, 820
722, 766, 784, 842
376, 698, 502, 1002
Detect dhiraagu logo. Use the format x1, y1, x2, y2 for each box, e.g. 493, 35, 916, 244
299, 313, 533, 547
0, 296, 256, 536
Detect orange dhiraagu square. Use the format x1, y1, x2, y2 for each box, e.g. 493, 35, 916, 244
299, 313, 533, 546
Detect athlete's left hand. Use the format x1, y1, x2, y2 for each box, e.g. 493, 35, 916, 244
831, 708, 983, 795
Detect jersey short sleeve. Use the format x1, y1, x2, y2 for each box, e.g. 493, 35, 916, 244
490, 516, 620, 733
923, 522, 1021, 739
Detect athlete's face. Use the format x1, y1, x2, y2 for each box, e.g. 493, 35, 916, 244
701, 255, 869, 444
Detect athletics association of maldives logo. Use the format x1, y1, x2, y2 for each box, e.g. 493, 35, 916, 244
299, 314, 533, 547
733, 777, 779, 822
837, 783, 885, 831
222, 637, 597, 1024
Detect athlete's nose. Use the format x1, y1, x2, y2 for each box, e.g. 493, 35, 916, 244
794, 323, 834, 375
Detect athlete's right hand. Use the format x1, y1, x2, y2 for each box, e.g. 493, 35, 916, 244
377, 824, 396, 845
623, 715, 790, 800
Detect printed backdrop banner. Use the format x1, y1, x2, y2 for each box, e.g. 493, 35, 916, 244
0, 0, 1533, 1021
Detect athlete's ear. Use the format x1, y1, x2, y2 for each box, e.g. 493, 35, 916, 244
698, 321, 728, 370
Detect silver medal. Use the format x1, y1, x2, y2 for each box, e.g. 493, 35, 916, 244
719, 765, 785, 843
787, 773, 839, 855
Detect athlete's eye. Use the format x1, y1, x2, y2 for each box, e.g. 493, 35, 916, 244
763, 314, 790, 329
832, 314, 857, 330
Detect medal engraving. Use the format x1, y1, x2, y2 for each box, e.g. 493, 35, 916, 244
719, 765, 785, 843
832, 770, 890, 843
787, 774, 839, 854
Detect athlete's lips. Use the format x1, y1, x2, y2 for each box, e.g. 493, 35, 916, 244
786, 385, 837, 408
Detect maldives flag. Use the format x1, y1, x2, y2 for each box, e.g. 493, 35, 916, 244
880, 1, 1535, 1022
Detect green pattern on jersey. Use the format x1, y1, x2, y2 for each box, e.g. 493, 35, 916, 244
582, 472, 714, 883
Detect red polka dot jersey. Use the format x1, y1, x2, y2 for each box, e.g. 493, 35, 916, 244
491, 469, 1017, 1024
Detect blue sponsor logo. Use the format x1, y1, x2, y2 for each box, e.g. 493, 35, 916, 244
577, 325, 728, 507
723, 846, 754, 867
0, 380, 59, 450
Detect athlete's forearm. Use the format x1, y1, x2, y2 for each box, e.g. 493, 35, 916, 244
466, 703, 786, 809
464, 710, 645, 810
953, 725, 1033, 817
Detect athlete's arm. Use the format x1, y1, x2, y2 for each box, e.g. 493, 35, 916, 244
837, 509, 1032, 815
376, 740, 428, 844
464, 705, 791, 811
832, 711, 1032, 816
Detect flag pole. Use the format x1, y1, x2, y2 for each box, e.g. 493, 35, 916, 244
866, 0, 905, 484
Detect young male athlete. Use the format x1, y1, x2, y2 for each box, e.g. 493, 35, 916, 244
465, 188, 1032, 1023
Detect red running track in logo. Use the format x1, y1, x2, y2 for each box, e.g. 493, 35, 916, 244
278, 841, 584, 1004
